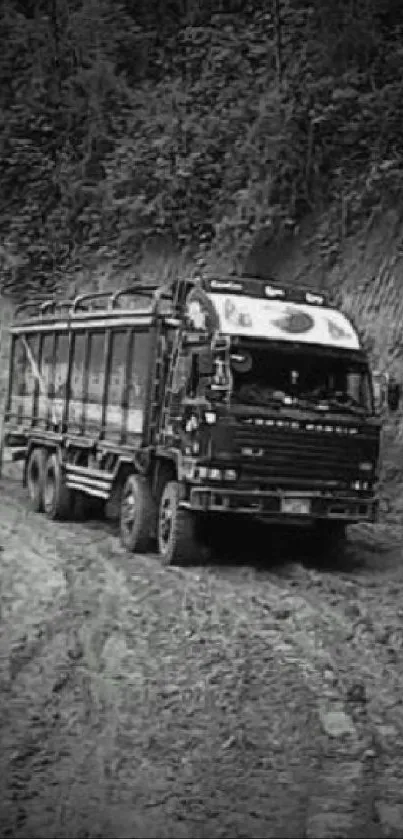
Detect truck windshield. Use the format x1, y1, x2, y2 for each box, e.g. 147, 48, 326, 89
230, 347, 373, 414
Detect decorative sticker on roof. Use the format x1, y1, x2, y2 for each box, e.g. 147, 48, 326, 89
272, 307, 315, 335
207, 293, 360, 349
326, 317, 352, 342
224, 298, 253, 329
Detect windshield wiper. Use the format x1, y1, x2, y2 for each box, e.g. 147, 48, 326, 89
233, 389, 292, 408
292, 396, 331, 412
299, 391, 365, 415
325, 396, 365, 415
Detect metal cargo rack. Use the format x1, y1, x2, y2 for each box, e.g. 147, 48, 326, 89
11, 276, 199, 326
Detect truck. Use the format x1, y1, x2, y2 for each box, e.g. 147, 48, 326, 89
0, 274, 400, 565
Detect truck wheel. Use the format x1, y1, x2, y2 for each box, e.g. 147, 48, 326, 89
157, 480, 201, 566
120, 473, 155, 553
43, 452, 72, 521
26, 447, 47, 512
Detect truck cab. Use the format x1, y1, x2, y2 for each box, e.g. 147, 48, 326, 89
157, 275, 399, 559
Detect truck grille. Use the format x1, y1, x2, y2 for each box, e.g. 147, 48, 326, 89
230, 419, 379, 488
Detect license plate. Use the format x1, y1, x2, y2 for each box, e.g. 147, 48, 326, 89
281, 498, 311, 515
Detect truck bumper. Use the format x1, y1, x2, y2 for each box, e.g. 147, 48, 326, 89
184, 486, 378, 525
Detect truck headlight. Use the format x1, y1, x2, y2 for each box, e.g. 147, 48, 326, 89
351, 480, 370, 491
209, 468, 221, 480
194, 467, 237, 482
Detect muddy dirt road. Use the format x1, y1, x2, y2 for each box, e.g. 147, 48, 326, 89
1, 464, 403, 838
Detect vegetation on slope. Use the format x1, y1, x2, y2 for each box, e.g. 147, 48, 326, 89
1, 0, 403, 295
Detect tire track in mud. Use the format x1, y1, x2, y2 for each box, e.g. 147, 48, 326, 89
0, 530, 320, 834
243, 537, 403, 838
98, 522, 403, 838
1, 474, 403, 837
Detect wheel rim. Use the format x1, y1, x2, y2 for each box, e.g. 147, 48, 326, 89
158, 493, 173, 552
121, 480, 136, 536
44, 465, 56, 510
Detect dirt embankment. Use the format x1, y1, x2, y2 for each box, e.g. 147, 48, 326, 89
1, 464, 403, 839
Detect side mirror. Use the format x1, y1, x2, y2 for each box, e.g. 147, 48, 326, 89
387, 378, 401, 412
372, 371, 387, 413
172, 355, 191, 394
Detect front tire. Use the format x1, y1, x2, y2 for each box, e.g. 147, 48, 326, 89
120, 473, 155, 553
43, 452, 73, 520
26, 447, 47, 512
157, 480, 201, 566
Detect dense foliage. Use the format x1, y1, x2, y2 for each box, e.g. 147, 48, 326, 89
1, 0, 403, 293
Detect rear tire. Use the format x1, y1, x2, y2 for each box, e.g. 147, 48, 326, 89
120, 473, 155, 553
43, 452, 73, 521
26, 447, 47, 512
157, 480, 201, 566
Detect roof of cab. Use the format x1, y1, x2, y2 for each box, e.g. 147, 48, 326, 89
187, 276, 361, 351
206, 292, 360, 350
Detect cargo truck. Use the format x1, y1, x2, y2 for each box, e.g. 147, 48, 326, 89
0, 275, 399, 564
